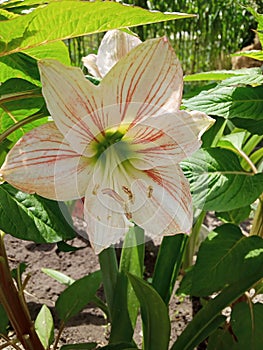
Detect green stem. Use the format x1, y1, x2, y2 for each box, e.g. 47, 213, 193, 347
98, 246, 118, 321
0, 112, 46, 143
0, 231, 45, 350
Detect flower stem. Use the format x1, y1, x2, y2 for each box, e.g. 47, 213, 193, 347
98, 247, 118, 321
0, 231, 45, 350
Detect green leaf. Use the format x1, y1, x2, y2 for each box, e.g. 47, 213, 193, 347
0, 1, 194, 56
231, 302, 263, 350
0, 78, 47, 142
0, 303, 9, 334
232, 50, 263, 61
171, 265, 263, 350
189, 224, 263, 296
99, 343, 137, 350
0, 183, 76, 243
128, 273, 170, 350
42, 268, 75, 286
152, 234, 188, 304
119, 226, 144, 326
215, 206, 251, 225
232, 117, 263, 135
184, 68, 263, 82
217, 132, 246, 152
207, 328, 238, 350
60, 343, 97, 350
0, 53, 41, 85
35, 304, 54, 349
181, 148, 263, 211
24, 41, 71, 65
183, 85, 263, 120
55, 271, 102, 323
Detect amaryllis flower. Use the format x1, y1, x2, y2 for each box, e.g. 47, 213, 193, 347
0, 37, 214, 253
82, 29, 141, 78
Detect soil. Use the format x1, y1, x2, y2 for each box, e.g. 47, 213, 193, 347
2, 216, 193, 349
1, 212, 254, 349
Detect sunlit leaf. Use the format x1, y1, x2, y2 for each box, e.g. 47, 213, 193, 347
0, 183, 76, 243
181, 148, 263, 211
42, 268, 75, 286
232, 50, 263, 61
35, 305, 54, 349
184, 68, 263, 82
183, 85, 263, 120
0, 1, 194, 56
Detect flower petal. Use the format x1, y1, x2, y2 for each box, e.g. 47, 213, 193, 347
101, 37, 183, 127
96, 30, 141, 77
130, 165, 192, 238
1, 123, 91, 200
82, 53, 102, 78
84, 185, 133, 254
125, 111, 214, 169
38, 60, 105, 156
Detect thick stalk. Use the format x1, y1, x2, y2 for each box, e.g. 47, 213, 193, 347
0, 232, 44, 350
98, 246, 118, 322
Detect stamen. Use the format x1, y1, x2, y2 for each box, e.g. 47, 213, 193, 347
122, 185, 134, 203
147, 185, 153, 198
92, 184, 100, 195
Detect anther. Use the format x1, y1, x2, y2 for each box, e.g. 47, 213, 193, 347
147, 186, 153, 198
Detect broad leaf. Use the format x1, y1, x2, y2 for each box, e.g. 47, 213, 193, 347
232, 50, 263, 61
215, 205, 251, 224
172, 264, 263, 350
232, 117, 263, 135
55, 271, 102, 323
183, 85, 263, 120
99, 343, 137, 350
186, 224, 263, 296
128, 273, 170, 350
0, 1, 194, 56
0, 183, 76, 243
184, 68, 263, 83
181, 148, 263, 211
231, 302, 263, 350
35, 304, 54, 349
207, 328, 238, 350
0, 78, 47, 142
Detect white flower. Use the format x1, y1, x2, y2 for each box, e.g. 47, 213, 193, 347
82, 29, 141, 78
1, 37, 214, 253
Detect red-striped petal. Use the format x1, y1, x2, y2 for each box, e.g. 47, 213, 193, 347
1, 123, 92, 200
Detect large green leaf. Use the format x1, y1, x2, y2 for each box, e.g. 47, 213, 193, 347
35, 305, 54, 349
183, 85, 263, 120
0, 53, 40, 85
231, 302, 263, 350
207, 328, 238, 350
231, 117, 263, 135
0, 183, 76, 243
184, 68, 263, 84
0, 42, 70, 85
215, 205, 251, 225
172, 262, 263, 350
0, 303, 9, 334
0, 78, 46, 141
55, 271, 102, 323
232, 50, 263, 61
0, 0, 194, 56
181, 148, 263, 211
128, 273, 170, 350
181, 224, 263, 297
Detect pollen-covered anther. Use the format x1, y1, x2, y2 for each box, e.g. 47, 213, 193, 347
147, 185, 153, 198
122, 186, 134, 203
124, 202, 132, 220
